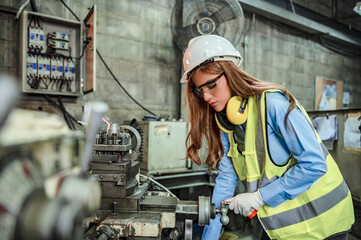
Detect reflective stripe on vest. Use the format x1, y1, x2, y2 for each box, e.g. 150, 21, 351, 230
259, 179, 349, 231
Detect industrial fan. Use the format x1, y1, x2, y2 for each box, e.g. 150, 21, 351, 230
171, 0, 245, 51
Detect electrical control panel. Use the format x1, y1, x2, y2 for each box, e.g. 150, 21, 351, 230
19, 6, 96, 96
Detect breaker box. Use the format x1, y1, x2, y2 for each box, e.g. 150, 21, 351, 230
19, 6, 97, 96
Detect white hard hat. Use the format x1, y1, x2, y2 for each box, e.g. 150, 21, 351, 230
180, 35, 243, 83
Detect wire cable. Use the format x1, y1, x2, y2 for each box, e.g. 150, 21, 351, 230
58, 96, 75, 129
58, 0, 159, 117
43, 94, 83, 129
30, 0, 38, 12
289, 0, 296, 14
317, 37, 361, 58
139, 174, 179, 200
59, 0, 80, 21
96, 49, 158, 116
77, 41, 87, 59
15, 0, 30, 19
256, 13, 361, 58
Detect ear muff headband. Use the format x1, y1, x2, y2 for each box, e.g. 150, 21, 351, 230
215, 111, 236, 133
226, 96, 248, 125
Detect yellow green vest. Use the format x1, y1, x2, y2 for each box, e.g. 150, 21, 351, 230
227, 90, 354, 239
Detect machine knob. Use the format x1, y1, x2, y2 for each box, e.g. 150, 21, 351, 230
219, 200, 229, 225
220, 215, 229, 225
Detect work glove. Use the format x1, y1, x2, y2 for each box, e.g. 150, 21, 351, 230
225, 190, 264, 217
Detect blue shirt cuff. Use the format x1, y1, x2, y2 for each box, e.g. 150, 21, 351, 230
259, 180, 288, 207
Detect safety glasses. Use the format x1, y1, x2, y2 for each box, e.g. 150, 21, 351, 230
191, 72, 225, 98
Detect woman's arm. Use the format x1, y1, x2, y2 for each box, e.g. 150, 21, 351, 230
202, 131, 239, 239
259, 92, 327, 207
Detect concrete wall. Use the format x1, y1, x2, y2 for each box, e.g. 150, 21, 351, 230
1, 0, 360, 121
236, 13, 361, 111
0, 1, 360, 236
308, 110, 361, 199
292, 0, 361, 32
308, 110, 361, 238
0, 0, 180, 124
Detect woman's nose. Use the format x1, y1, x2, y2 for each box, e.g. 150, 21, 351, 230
203, 92, 212, 101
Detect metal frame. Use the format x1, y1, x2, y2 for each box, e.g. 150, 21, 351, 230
19, 10, 92, 96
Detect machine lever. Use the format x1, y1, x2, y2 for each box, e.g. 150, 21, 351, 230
217, 201, 258, 221
80, 101, 109, 176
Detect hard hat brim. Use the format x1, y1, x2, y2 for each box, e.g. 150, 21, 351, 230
180, 72, 188, 83
179, 56, 243, 83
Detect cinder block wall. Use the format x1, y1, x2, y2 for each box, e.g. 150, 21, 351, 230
0, 0, 180, 124
235, 13, 361, 111
0, 0, 360, 121
292, 0, 361, 31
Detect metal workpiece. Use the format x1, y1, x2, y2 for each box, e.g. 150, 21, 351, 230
107, 123, 120, 137
198, 196, 216, 226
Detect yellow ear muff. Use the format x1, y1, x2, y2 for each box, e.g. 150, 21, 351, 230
215, 111, 236, 133
226, 96, 248, 125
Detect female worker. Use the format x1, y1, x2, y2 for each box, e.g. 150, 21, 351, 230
181, 35, 354, 240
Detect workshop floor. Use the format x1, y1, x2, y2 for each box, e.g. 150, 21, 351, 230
219, 231, 253, 240
192, 225, 254, 240
192, 228, 361, 240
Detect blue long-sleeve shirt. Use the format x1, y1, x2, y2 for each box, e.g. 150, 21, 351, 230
202, 91, 327, 239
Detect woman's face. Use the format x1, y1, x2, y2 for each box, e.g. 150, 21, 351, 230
192, 70, 232, 112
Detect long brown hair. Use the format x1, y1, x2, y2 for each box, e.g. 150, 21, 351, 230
185, 61, 296, 169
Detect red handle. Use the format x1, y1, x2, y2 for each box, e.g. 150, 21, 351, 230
248, 210, 258, 219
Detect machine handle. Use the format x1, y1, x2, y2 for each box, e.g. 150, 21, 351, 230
248, 210, 257, 219
223, 201, 258, 219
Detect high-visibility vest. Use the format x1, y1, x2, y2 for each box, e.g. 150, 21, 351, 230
227, 90, 354, 239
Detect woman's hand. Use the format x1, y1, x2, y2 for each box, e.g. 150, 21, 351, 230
225, 190, 264, 217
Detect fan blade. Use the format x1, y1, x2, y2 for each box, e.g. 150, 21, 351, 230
178, 23, 201, 37
209, 4, 238, 25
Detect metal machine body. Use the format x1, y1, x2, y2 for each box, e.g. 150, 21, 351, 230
139, 121, 190, 175
0, 109, 101, 240
84, 122, 220, 240
0, 76, 220, 240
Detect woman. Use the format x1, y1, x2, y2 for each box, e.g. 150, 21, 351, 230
181, 35, 354, 240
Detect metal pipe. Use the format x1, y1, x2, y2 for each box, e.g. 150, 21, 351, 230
243, 13, 255, 71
